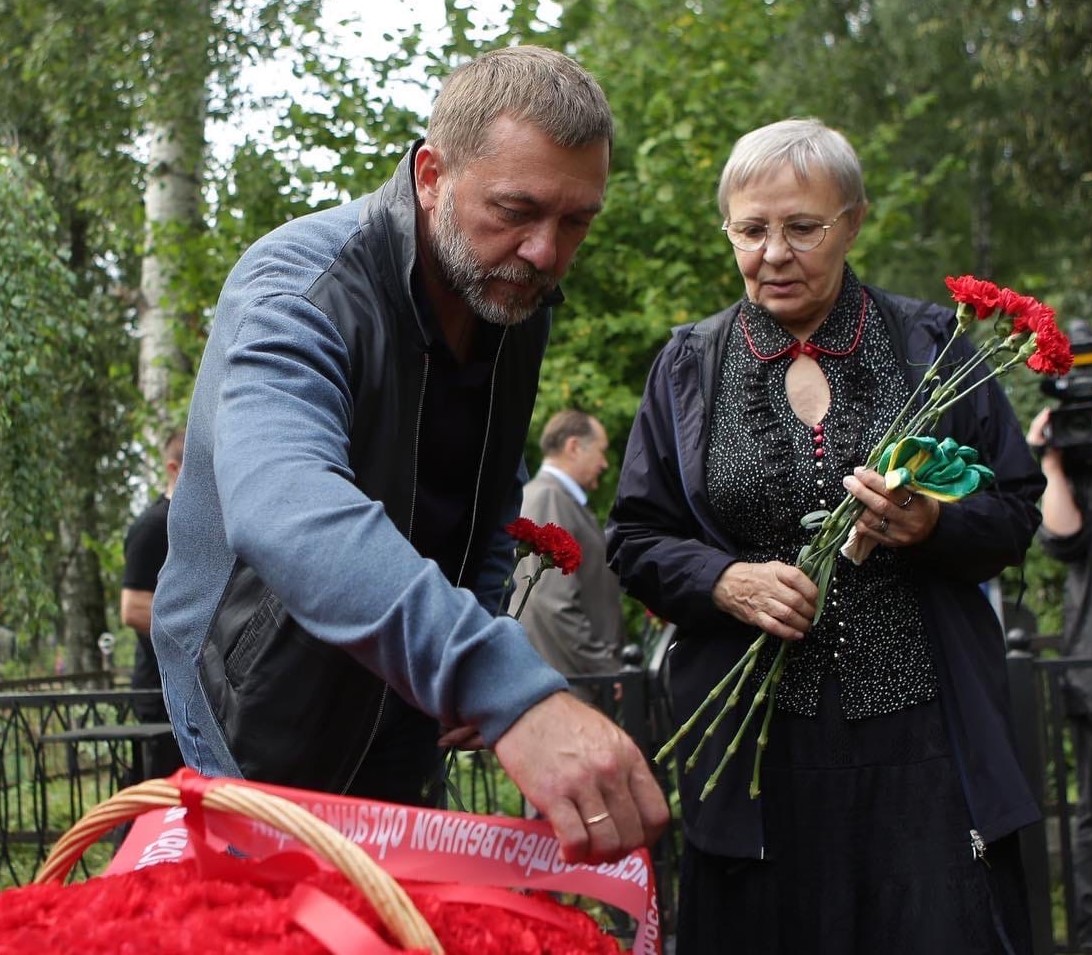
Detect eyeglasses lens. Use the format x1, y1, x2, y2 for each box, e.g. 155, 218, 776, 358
723, 219, 834, 253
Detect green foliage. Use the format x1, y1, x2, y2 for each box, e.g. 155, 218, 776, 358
505, 0, 804, 514
0, 151, 97, 639
0, 0, 328, 664
2, 0, 1089, 662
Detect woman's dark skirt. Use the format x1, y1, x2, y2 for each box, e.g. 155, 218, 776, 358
675, 676, 1033, 955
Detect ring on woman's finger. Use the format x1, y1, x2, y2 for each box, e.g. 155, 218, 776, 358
878, 516, 890, 534
584, 811, 611, 826
897, 492, 915, 508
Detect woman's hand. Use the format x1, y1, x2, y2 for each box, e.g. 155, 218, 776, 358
713, 560, 818, 641
842, 466, 940, 547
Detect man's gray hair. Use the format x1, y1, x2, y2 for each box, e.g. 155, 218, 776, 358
426, 45, 613, 172
540, 409, 597, 458
717, 118, 867, 218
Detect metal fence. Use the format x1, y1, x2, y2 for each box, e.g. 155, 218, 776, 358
1007, 629, 1092, 955
0, 687, 164, 884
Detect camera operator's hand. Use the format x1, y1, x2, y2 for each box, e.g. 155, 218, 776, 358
1026, 407, 1054, 456
1027, 407, 1067, 471
1029, 406, 1083, 536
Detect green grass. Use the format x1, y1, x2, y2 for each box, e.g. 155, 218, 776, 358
2, 763, 127, 889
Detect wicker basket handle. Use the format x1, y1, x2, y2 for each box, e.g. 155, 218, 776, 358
33, 776, 443, 954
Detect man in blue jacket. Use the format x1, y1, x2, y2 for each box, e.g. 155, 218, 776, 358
152, 45, 667, 865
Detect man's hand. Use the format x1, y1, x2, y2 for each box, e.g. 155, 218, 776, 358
493, 691, 669, 865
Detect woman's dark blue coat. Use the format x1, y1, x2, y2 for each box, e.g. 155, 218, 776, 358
606, 286, 1046, 858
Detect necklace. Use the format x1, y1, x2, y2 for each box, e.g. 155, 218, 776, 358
740, 288, 867, 362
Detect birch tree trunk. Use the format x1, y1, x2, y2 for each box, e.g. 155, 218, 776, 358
137, 0, 209, 413
58, 0, 209, 677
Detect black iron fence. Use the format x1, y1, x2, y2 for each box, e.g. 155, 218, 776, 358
0, 687, 164, 884
1007, 628, 1092, 955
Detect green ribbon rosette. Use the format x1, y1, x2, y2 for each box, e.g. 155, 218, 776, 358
878, 435, 995, 501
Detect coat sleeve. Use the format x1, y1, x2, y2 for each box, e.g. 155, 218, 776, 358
1039, 476, 1091, 564
211, 293, 566, 746
1040, 525, 1092, 565
606, 339, 737, 631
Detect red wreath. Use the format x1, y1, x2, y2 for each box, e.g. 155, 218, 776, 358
0, 857, 624, 954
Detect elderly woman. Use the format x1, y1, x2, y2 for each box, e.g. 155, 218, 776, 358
607, 118, 1044, 953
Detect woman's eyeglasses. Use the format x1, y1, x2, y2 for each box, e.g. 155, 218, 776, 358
721, 211, 848, 253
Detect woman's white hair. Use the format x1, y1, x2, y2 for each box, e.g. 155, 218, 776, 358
717, 118, 867, 218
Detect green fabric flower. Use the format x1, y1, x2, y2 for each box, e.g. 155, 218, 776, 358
878, 435, 995, 501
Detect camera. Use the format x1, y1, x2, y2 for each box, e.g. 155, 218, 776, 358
1041, 320, 1092, 468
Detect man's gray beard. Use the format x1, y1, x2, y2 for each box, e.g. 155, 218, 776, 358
430, 190, 555, 327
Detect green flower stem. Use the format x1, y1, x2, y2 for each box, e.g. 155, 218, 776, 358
442, 747, 469, 811
509, 563, 549, 621
906, 349, 995, 425
685, 642, 762, 772
895, 338, 1019, 441
862, 322, 968, 464
930, 353, 1024, 418
655, 632, 767, 763
701, 645, 784, 800
750, 644, 786, 799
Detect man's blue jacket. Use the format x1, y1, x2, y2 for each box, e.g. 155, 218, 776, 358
153, 145, 568, 796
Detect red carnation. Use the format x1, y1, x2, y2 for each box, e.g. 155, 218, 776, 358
1026, 315, 1074, 377
504, 518, 584, 620
535, 522, 583, 575
0, 858, 623, 955
997, 286, 1039, 321
505, 517, 541, 549
1015, 300, 1056, 337
504, 518, 582, 576
945, 274, 1002, 319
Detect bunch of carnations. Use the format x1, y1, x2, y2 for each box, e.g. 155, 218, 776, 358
504, 516, 583, 618
657, 275, 1072, 800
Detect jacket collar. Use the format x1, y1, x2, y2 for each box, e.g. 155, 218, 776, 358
739, 265, 865, 361
540, 464, 588, 506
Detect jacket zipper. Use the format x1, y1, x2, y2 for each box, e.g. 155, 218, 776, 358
454, 327, 506, 588
340, 352, 431, 795
407, 352, 430, 545
340, 684, 389, 795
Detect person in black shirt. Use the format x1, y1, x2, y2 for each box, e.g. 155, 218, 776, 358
120, 429, 185, 778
